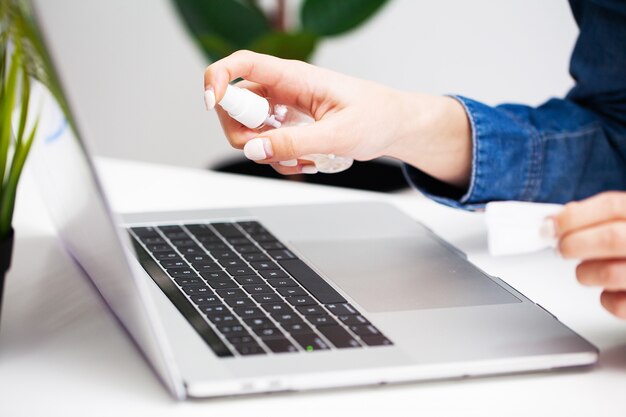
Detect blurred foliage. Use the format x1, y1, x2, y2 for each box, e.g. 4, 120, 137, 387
172, 0, 389, 62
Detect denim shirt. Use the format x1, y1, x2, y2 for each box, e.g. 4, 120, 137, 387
404, 0, 626, 210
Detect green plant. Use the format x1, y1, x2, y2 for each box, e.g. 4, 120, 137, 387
0, 0, 42, 238
172, 0, 390, 62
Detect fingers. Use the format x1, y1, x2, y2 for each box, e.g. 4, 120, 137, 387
269, 162, 318, 176
241, 120, 343, 163
559, 221, 626, 259
553, 192, 626, 237
600, 290, 626, 319
204, 50, 310, 106
576, 260, 626, 290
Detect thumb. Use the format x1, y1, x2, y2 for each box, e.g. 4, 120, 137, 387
242, 121, 340, 162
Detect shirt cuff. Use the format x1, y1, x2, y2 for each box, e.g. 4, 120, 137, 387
403, 95, 542, 211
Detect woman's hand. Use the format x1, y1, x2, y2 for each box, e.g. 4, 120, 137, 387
203, 50, 472, 187
553, 192, 626, 319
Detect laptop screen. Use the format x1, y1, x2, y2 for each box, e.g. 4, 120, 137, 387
24, 0, 183, 397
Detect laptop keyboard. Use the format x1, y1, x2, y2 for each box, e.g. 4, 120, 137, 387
129, 221, 392, 356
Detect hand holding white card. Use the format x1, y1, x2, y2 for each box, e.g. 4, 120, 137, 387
485, 201, 564, 256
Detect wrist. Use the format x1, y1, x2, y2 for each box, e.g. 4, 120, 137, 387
386, 92, 472, 188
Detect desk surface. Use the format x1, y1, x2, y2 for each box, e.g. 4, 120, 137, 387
1, 158, 624, 417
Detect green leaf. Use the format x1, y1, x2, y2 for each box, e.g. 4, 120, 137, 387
198, 34, 238, 62
0, 118, 37, 238
247, 31, 318, 61
301, 0, 389, 37
0, 46, 21, 194
171, 0, 271, 60
16, 64, 30, 144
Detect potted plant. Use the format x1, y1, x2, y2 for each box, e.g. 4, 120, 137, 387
0, 0, 41, 322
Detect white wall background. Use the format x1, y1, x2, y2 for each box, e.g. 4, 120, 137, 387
36, 0, 578, 169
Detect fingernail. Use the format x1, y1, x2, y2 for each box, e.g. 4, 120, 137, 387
243, 138, 273, 161
279, 159, 298, 167
301, 166, 318, 174
540, 217, 556, 240
204, 87, 216, 110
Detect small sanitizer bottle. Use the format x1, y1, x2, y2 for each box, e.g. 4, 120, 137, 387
217, 84, 353, 174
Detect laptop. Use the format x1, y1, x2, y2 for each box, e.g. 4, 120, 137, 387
27, 0, 597, 400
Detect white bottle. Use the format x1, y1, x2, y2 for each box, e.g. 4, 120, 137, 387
218, 84, 353, 174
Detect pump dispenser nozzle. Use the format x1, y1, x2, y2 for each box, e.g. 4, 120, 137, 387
217, 84, 353, 174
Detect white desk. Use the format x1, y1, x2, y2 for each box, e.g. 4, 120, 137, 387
1, 158, 624, 417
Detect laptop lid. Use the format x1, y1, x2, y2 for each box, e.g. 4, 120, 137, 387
25, 0, 185, 399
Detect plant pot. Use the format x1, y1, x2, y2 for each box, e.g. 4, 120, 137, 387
0, 227, 14, 326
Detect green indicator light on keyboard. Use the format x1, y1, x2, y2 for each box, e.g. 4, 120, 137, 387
306, 345, 314, 352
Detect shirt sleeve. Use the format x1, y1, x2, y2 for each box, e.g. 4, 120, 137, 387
403, 95, 626, 210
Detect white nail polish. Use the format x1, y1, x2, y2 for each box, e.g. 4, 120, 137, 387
279, 159, 298, 167
243, 138, 267, 161
540, 218, 556, 240
204, 87, 216, 110
301, 166, 318, 174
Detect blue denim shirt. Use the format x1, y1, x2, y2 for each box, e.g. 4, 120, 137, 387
404, 0, 626, 210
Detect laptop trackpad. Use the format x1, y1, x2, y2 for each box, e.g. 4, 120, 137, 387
290, 237, 519, 313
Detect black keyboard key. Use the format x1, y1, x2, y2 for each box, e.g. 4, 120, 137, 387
179, 246, 203, 256
271, 312, 303, 325
199, 271, 229, 280
160, 259, 187, 268
360, 335, 392, 346
250, 261, 279, 270
216, 288, 246, 299
350, 324, 381, 336
159, 225, 184, 234
227, 237, 253, 245
212, 250, 238, 260
242, 253, 270, 262
237, 220, 264, 231
218, 259, 248, 268
132, 226, 160, 237
259, 270, 288, 279
318, 325, 361, 348
197, 304, 228, 315
163, 231, 188, 240
253, 294, 283, 304
226, 266, 254, 276
263, 338, 298, 353
218, 324, 249, 337
292, 333, 330, 351
207, 279, 238, 290
191, 293, 220, 305
227, 335, 255, 345
185, 254, 213, 263
147, 244, 174, 253
174, 277, 204, 286
170, 239, 198, 248
196, 234, 221, 244
225, 298, 256, 308
279, 259, 346, 304
338, 315, 369, 326
153, 252, 180, 260
268, 249, 296, 260
296, 305, 326, 316
285, 296, 316, 306
206, 313, 238, 324
254, 327, 284, 339
234, 245, 260, 254
244, 317, 275, 329
249, 233, 275, 242
212, 223, 244, 238
307, 315, 337, 327
167, 268, 198, 278
282, 322, 313, 335
140, 236, 166, 245
185, 224, 216, 237
181, 285, 212, 295
262, 303, 292, 314
243, 284, 273, 295
234, 343, 265, 355
233, 307, 266, 319
325, 303, 358, 315
192, 262, 222, 273
234, 275, 263, 285
260, 241, 284, 250
277, 287, 307, 297
201, 242, 228, 251
266, 278, 298, 288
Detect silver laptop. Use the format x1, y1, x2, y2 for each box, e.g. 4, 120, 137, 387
27, 0, 597, 400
